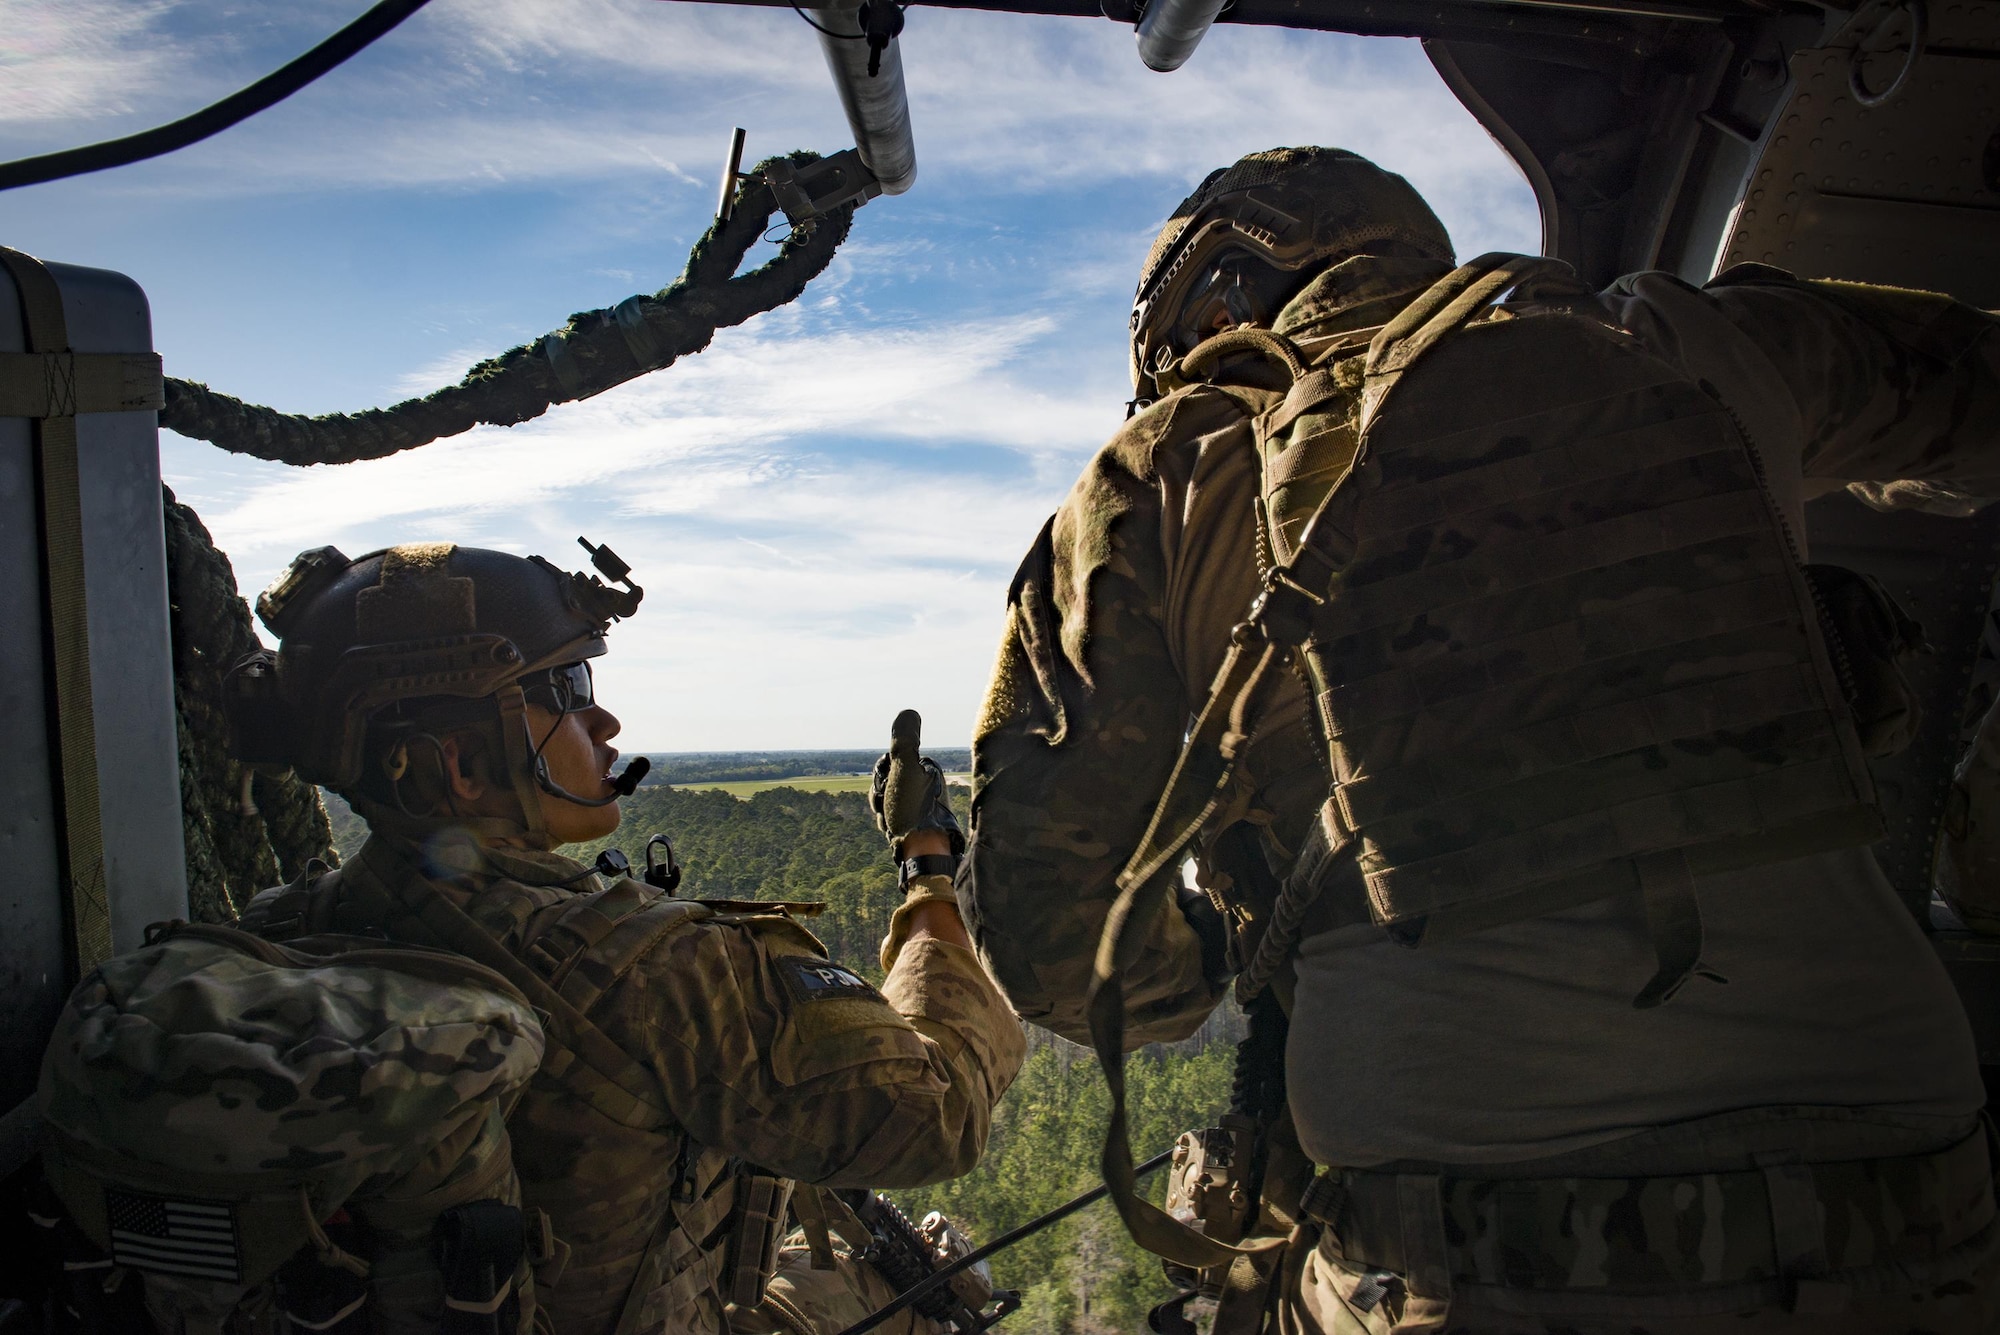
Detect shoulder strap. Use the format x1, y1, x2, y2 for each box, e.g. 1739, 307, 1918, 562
519, 875, 710, 1015
339, 848, 676, 1131
1614, 272, 1808, 538
1358, 252, 1575, 434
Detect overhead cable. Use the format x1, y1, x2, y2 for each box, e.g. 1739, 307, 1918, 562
0, 0, 434, 192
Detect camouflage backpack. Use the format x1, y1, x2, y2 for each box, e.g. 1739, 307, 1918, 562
36, 920, 547, 1335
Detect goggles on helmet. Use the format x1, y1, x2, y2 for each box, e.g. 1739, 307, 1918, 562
1131, 186, 1320, 380
1162, 251, 1309, 363
523, 660, 594, 716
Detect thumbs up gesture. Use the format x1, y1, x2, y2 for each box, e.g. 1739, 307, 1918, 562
870, 710, 964, 863
870, 710, 966, 970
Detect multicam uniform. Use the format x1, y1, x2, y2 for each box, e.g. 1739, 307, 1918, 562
961, 255, 2000, 1332
240, 831, 1024, 1335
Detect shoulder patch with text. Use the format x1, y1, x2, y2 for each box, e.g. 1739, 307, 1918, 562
775, 956, 882, 1004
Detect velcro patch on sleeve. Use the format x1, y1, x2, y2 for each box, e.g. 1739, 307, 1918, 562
775, 955, 883, 1004
106, 1189, 241, 1282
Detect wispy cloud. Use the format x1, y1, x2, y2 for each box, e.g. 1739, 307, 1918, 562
180, 301, 1107, 556
168, 303, 1083, 747
22, 0, 1538, 746
6, 0, 1528, 240
0, 0, 182, 123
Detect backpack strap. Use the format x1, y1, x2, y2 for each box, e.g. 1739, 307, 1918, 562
518, 874, 709, 1015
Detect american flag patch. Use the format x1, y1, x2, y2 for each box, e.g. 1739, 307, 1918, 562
106, 1190, 241, 1282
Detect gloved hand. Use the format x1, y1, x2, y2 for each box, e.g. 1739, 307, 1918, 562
869, 710, 965, 867
870, 710, 966, 970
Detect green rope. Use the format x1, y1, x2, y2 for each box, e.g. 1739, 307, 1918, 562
160, 153, 855, 466
164, 484, 338, 920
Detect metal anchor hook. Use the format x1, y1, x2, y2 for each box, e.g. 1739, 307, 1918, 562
1848, 0, 1928, 109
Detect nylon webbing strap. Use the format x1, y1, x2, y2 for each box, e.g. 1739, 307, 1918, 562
2, 246, 113, 975
1088, 634, 1292, 1270
0, 351, 164, 417
1359, 253, 1574, 434
1632, 849, 1716, 1009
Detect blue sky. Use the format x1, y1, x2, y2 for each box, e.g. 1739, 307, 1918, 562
2, 0, 1537, 749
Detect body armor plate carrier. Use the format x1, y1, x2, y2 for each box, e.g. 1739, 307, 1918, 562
241, 844, 780, 1335
1094, 253, 1887, 1276
1300, 259, 1880, 945
1113, 252, 1882, 1021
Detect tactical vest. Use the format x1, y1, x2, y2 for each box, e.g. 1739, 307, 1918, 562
1113, 254, 1882, 1012
1312, 257, 1877, 926
1092, 255, 1889, 1278
240, 839, 796, 1335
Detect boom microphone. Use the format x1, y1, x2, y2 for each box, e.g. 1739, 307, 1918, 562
536, 755, 649, 807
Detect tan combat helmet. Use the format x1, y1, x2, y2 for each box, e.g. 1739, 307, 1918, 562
1129, 146, 1454, 399
224, 539, 642, 846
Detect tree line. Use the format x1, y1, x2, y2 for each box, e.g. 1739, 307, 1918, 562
635, 750, 973, 787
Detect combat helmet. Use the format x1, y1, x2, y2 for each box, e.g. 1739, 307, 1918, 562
1129, 146, 1454, 397
224, 538, 642, 845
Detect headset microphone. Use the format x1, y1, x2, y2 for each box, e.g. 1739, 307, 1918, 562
536, 755, 649, 807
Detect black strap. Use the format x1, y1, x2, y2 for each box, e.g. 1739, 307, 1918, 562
435, 1200, 526, 1335
1632, 850, 1724, 1009
898, 853, 960, 885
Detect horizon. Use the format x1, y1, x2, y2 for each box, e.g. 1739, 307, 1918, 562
4, 0, 1537, 749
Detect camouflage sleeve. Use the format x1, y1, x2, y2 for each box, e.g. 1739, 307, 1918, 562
960, 388, 1255, 1047
1601, 267, 2000, 493
600, 910, 1021, 1188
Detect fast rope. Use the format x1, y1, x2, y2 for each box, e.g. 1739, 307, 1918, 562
163, 486, 339, 922
159, 154, 854, 464
834, 1147, 1177, 1335
0, 0, 435, 192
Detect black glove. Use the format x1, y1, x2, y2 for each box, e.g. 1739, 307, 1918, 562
1176, 883, 1233, 991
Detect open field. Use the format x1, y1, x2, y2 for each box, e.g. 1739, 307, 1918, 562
676, 773, 970, 798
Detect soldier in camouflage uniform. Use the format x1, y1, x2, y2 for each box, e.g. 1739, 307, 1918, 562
222, 540, 1024, 1334
959, 147, 2000, 1332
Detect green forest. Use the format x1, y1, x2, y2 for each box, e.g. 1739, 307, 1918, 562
322, 780, 1237, 1333
638, 750, 972, 786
